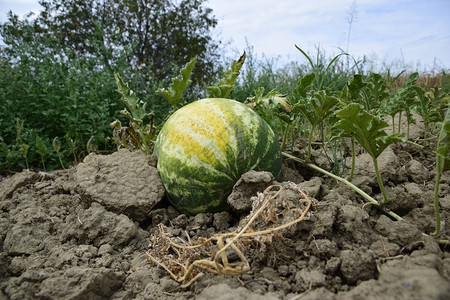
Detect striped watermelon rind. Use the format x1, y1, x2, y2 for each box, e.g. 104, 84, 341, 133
154, 98, 282, 215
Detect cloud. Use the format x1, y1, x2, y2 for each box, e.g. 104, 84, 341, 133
208, 0, 450, 69
0, 0, 41, 22
2, 0, 449, 69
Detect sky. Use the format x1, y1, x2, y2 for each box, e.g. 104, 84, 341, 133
1, 0, 449, 72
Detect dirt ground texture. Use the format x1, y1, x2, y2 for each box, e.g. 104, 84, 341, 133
1, 128, 450, 299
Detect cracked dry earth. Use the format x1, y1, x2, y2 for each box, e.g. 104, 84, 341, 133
1, 145, 450, 300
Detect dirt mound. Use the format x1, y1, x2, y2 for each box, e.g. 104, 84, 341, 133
1, 147, 449, 299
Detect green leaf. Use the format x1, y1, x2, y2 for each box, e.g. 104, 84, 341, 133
245, 88, 290, 112
52, 137, 61, 153
414, 86, 442, 124
35, 136, 49, 157
19, 143, 30, 156
207, 52, 246, 98
114, 73, 153, 122
345, 74, 367, 102
333, 103, 404, 158
290, 73, 315, 101
366, 73, 389, 102
296, 90, 339, 127
156, 56, 197, 109
276, 112, 293, 124
437, 106, 450, 172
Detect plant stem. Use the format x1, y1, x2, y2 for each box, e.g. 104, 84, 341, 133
40, 156, 46, 172
372, 157, 388, 205
391, 115, 396, 133
58, 155, 66, 169
423, 121, 429, 148
349, 137, 356, 181
407, 119, 410, 139
282, 152, 403, 221
432, 164, 442, 236
306, 126, 314, 162
280, 124, 290, 152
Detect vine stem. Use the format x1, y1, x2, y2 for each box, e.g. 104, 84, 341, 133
372, 157, 389, 205
305, 126, 314, 162
432, 162, 442, 236
280, 124, 290, 152
282, 152, 403, 221
349, 137, 355, 181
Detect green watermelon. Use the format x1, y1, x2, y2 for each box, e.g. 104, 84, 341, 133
154, 98, 282, 215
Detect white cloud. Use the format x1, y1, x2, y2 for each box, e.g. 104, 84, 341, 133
209, 0, 450, 70
1, 0, 449, 70
0, 0, 41, 22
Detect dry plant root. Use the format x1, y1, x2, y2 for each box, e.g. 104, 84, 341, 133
146, 182, 313, 286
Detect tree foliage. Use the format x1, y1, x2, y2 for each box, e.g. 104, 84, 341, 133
0, 0, 221, 172
1, 0, 221, 82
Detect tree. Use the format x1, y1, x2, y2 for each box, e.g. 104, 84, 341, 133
0, 0, 222, 171
1, 0, 222, 82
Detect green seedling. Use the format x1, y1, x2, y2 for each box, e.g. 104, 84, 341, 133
114, 73, 157, 156
339, 74, 389, 180
333, 103, 404, 205
361, 73, 389, 114
208, 52, 246, 98
413, 86, 443, 146
86, 136, 98, 154
382, 73, 419, 136
36, 136, 49, 171
156, 56, 197, 111
0, 119, 27, 172
19, 143, 30, 170
266, 73, 315, 152
341, 74, 367, 104
294, 90, 339, 161
52, 137, 66, 169
64, 134, 78, 163
433, 105, 450, 236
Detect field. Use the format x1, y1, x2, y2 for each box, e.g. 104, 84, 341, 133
1, 112, 449, 299
1, 48, 450, 299
1, 1, 449, 297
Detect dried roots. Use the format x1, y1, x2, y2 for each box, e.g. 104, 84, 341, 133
146, 182, 313, 286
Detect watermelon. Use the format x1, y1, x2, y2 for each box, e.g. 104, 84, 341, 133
154, 98, 282, 215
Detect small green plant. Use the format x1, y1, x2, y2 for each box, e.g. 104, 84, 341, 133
413, 86, 444, 146
294, 90, 339, 161
381, 73, 419, 137
112, 74, 157, 156
35, 136, 49, 171
0, 119, 30, 172
333, 103, 404, 205
64, 134, 78, 164
86, 136, 98, 154
343, 73, 390, 114
362, 73, 389, 113
208, 52, 246, 98
19, 143, 30, 170
156, 57, 197, 111
433, 106, 450, 236
52, 137, 66, 169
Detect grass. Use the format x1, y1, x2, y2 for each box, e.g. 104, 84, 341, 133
0, 44, 448, 173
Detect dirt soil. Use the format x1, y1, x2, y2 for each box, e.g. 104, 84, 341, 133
1, 140, 450, 299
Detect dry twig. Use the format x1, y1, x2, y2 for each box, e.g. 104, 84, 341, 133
146, 182, 312, 285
